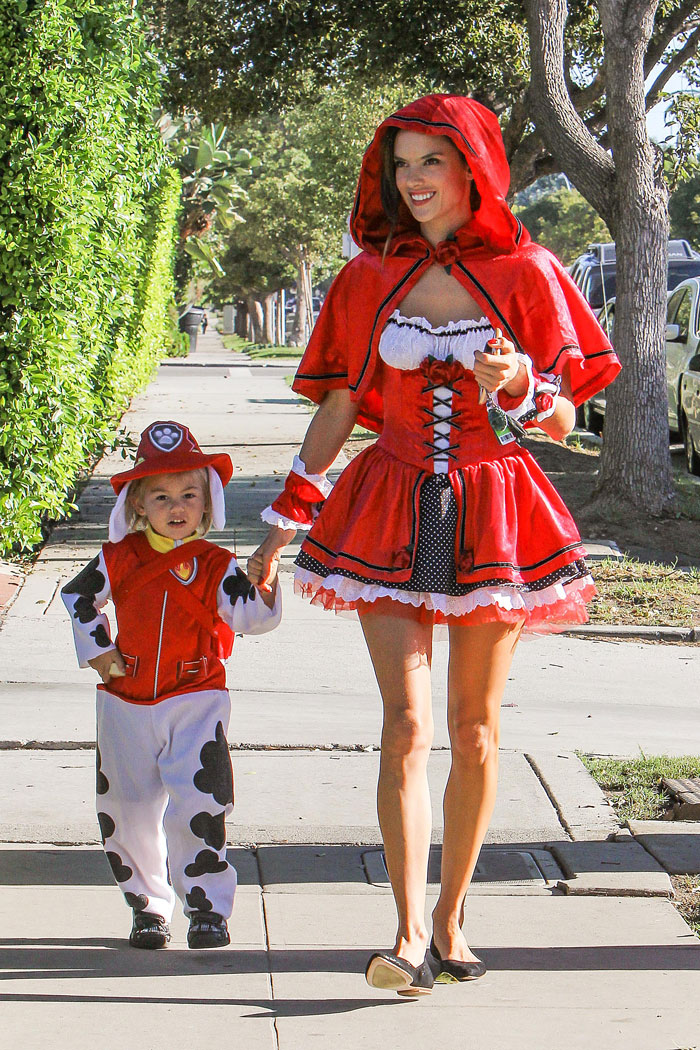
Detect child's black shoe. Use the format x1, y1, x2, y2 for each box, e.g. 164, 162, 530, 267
129, 911, 171, 950
187, 911, 230, 949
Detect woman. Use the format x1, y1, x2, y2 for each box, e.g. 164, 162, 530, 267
248, 95, 620, 996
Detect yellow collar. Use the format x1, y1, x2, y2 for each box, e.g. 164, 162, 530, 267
145, 525, 199, 553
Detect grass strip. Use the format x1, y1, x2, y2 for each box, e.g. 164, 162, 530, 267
588, 557, 700, 626
671, 875, 700, 937
581, 753, 700, 934
580, 754, 700, 821
221, 334, 303, 359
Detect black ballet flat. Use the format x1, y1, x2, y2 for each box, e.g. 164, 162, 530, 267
365, 950, 435, 997
429, 936, 487, 982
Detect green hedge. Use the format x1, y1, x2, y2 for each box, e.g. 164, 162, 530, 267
0, 0, 179, 554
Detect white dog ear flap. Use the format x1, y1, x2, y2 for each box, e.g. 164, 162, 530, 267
208, 467, 226, 531
108, 484, 131, 543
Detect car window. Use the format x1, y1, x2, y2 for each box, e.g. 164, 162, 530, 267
667, 287, 687, 324
674, 290, 692, 341
600, 304, 615, 340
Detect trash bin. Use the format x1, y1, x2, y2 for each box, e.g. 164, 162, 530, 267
179, 307, 206, 353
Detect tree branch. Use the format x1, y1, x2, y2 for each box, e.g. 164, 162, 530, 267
524, 0, 615, 224
569, 68, 606, 113
645, 0, 700, 76
646, 23, 700, 111
502, 91, 531, 162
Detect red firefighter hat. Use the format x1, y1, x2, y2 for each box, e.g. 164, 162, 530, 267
111, 421, 233, 495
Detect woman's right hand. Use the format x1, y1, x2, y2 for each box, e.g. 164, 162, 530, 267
247, 526, 297, 589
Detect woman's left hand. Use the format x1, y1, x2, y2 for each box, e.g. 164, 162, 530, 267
473, 331, 528, 398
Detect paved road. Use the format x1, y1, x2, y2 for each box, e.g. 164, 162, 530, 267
0, 330, 698, 1049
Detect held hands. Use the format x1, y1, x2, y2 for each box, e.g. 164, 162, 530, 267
247, 525, 295, 591
88, 649, 126, 684
474, 328, 528, 401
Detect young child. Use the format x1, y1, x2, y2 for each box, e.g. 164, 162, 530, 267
62, 421, 281, 950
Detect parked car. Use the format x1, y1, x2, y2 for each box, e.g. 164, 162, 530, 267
578, 276, 700, 438
570, 239, 700, 312
679, 353, 700, 475
665, 277, 700, 433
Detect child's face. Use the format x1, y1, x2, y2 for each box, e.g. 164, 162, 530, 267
132, 471, 207, 539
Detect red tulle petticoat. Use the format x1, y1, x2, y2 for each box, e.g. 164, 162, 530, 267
293, 441, 595, 634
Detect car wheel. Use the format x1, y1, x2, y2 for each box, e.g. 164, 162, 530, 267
583, 401, 604, 436
682, 412, 700, 476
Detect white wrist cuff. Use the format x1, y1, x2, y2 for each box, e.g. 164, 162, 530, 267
292, 455, 334, 498
260, 505, 311, 532
495, 354, 536, 418
496, 358, 561, 424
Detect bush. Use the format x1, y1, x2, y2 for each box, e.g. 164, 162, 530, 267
0, 0, 178, 554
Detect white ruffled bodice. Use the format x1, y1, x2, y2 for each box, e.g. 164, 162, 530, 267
378, 310, 494, 371
378, 311, 495, 473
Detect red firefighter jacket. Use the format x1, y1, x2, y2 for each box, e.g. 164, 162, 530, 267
101, 532, 232, 704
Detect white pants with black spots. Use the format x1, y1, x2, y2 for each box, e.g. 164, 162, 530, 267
96, 688, 237, 923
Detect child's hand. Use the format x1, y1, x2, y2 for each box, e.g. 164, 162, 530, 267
88, 650, 126, 684
248, 536, 287, 590
250, 551, 280, 603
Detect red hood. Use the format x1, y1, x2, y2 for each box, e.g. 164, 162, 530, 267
350, 94, 527, 256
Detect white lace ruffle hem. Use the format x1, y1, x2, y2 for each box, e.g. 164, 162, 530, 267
294, 566, 593, 615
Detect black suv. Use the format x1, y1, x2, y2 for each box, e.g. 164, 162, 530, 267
570, 239, 700, 311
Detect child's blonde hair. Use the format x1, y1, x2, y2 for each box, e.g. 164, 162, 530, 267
125, 468, 213, 536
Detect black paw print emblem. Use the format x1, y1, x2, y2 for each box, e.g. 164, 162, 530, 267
149, 423, 182, 452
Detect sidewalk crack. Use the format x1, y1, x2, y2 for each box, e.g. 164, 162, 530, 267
255, 847, 281, 1050
524, 753, 575, 840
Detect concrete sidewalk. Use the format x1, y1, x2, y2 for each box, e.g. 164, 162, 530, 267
1, 330, 699, 1049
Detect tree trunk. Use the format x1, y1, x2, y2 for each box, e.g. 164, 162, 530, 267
288, 249, 312, 346
594, 0, 675, 515
246, 296, 264, 343
276, 290, 285, 345
235, 303, 247, 338
262, 292, 276, 345
525, 0, 675, 515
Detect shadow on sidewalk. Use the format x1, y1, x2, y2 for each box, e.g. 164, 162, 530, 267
0, 940, 698, 994
0, 848, 260, 886
0, 989, 394, 1018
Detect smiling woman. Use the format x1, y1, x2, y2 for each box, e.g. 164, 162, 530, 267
382, 129, 479, 252
249, 93, 621, 998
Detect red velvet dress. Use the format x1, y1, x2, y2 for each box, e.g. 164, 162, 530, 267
287, 94, 619, 629
295, 313, 595, 630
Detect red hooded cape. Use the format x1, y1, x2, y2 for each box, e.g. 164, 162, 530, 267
294, 94, 620, 431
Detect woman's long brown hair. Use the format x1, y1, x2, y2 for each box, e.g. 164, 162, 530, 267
379, 127, 400, 264
378, 126, 481, 264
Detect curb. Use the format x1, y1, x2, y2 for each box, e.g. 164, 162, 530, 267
564, 624, 699, 643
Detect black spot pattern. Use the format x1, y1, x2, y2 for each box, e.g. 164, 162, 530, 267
125, 891, 149, 912
90, 624, 112, 649
184, 849, 229, 878
193, 722, 233, 806
222, 568, 256, 605
72, 595, 100, 625
186, 886, 213, 913
106, 851, 133, 883
96, 746, 109, 795
62, 558, 106, 598
190, 810, 227, 850
405, 475, 460, 592
97, 811, 115, 844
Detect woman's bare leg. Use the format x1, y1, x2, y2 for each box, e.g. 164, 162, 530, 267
431, 619, 523, 963
360, 610, 435, 967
